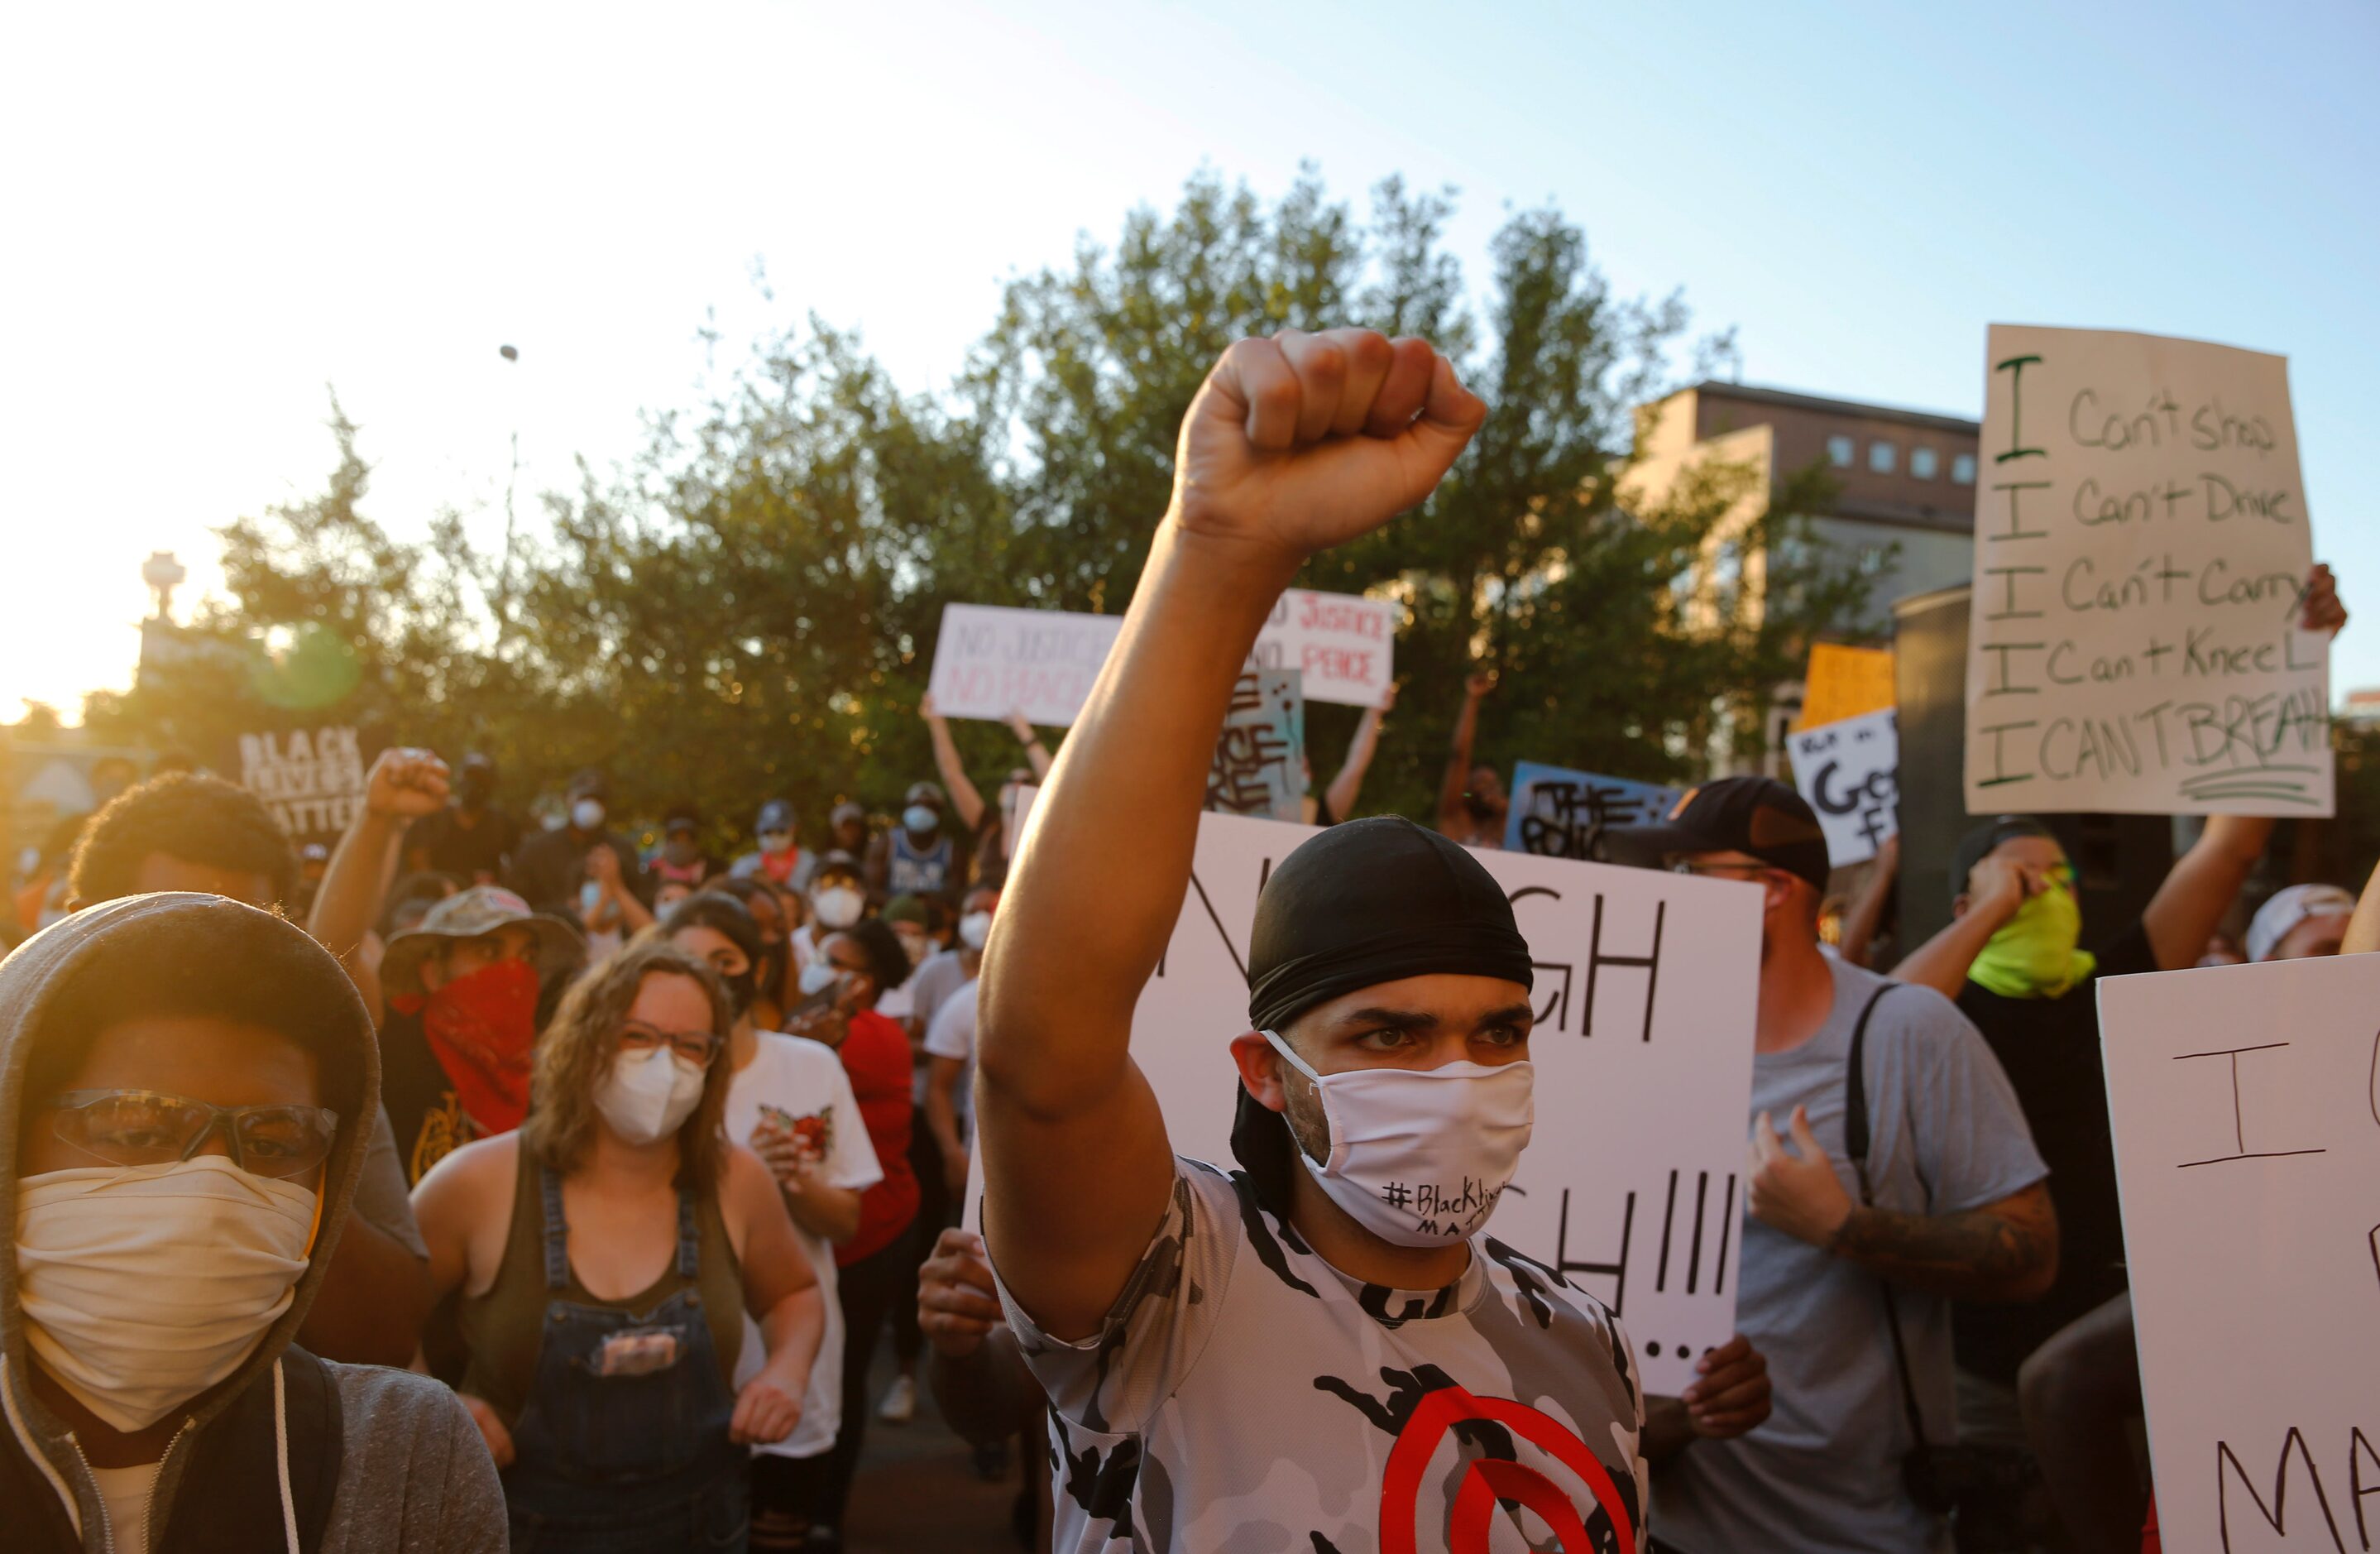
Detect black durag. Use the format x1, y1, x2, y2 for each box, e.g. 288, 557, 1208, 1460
1229, 816, 1535, 1212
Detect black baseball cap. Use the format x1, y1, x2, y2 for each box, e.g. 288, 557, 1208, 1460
1602, 775, 1831, 895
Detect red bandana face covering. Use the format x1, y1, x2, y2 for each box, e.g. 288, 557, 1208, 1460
400, 958, 541, 1134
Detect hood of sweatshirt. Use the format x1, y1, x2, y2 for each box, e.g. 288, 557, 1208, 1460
0, 892, 379, 1544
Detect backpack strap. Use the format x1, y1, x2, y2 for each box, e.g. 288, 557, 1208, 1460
1839, 983, 1936, 1459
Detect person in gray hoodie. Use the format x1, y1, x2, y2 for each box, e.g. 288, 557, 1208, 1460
1, 891, 506, 1553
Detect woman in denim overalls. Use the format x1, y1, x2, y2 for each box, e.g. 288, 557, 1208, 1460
415, 939, 829, 1552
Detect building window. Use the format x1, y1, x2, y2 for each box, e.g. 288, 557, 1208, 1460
1911, 447, 1938, 480
1869, 441, 1897, 474
1827, 434, 1854, 468
1951, 452, 1977, 485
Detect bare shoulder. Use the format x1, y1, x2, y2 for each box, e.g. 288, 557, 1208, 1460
412, 1131, 520, 1212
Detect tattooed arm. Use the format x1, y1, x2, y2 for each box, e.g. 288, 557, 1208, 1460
1750, 1105, 2058, 1302
1828, 1182, 2058, 1302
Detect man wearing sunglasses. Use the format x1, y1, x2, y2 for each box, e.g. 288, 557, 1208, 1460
1606, 776, 2055, 1554
2, 891, 505, 1552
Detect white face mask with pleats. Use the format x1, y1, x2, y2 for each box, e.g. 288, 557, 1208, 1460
1262, 1029, 1534, 1248
16, 1156, 317, 1432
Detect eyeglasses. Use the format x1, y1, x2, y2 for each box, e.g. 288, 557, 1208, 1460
618, 1020, 721, 1065
47, 1089, 339, 1180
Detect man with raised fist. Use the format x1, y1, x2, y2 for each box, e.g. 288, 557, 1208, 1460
975, 329, 1662, 1552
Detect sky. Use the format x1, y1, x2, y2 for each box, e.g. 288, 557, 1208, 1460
5, 0, 2377, 721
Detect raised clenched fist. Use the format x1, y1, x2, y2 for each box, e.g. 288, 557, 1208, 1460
1167, 329, 1485, 568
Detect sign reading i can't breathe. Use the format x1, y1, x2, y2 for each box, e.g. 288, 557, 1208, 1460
1961, 325, 2331, 818
2097, 954, 2380, 1554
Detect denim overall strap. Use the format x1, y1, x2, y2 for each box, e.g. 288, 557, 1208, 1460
539, 1160, 571, 1290
676, 1186, 699, 1282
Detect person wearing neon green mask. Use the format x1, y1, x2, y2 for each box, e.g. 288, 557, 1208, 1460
1889, 559, 2349, 1549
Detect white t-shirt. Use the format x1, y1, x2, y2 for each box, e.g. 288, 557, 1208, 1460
921, 979, 980, 1139
725, 1031, 884, 1459
91, 1460, 161, 1553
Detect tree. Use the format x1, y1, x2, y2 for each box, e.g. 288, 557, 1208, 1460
84, 170, 1874, 852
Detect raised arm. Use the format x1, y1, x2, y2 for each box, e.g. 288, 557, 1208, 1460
1436, 671, 1493, 835
1890, 852, 2033, 999
310, 748, 449, 1026
923, 695, 987, 831
976, 329, 1485, 1341
1009, 707, 1054, 782
2344, 856, 2380, 956
2142, 565, 2345, 966
1835, 833, 1897, 969
1325, 683, 1393, 822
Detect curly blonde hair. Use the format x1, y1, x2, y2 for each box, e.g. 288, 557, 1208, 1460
521, 938, 733, 1194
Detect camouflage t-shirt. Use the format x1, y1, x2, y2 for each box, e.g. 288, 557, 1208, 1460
997, 1157, 1649, 1553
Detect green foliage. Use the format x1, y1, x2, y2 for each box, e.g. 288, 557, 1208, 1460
86, 170, 1875, 848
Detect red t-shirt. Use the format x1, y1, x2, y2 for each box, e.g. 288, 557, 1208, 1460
836, 1007, 920, 1265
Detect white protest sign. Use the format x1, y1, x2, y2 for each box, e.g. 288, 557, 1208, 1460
1249, 588, 1397, 708
1206, 669, 1306, 822
1784, 708, 1899, 866
2098, 956, 2380, 1553
926, 604, 1123, 727
989, 804, 1761, 1396
1964, 325, 2330, 817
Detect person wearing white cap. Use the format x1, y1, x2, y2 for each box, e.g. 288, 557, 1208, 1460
2244, 882, 2358, 962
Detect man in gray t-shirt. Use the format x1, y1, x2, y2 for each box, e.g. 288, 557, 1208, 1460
1611, 778, 2053, 1554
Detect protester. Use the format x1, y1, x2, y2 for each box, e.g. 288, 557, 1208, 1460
505, 767, 649, 918
826, 801, 869, 862
920, 696, 1054, 889
917, 1226, 1052, 1550
308, 750, 584, 1188
577, 834, 655, 957
411, 938, 827, 1551
707, 873, 802, 1029
404, 751, 520, 885
780, 917, 919, 1547
1607, 777, 2055, 1552
796, 851, 869, 970
873, 894, 934, 1029
920, 947, 985, 1204
661, 894, 882, 1554
864, 782, 959, 903
68, 770, 434, 1369
1435, 667, 1507, 847
976, 329, 1655, 1548
2244, 880, 2356, 961
1885, 561, 2342, 1457
3, 894, 506, 1552
650, 803, 723, 895
732, 799, 818, 891
293, 842, 330, 919
13, 812, 88, 935
1304, 680, 1393, 826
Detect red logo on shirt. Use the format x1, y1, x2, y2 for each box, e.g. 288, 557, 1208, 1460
1378, 1385, 1635, 1554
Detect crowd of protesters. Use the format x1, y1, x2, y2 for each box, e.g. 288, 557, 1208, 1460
0, 325, 2362, 1554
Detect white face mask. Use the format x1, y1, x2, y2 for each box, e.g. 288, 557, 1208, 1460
797, 962, 843, 998
957, 911, 992, 951
572, 798, 606, 831
16, 1157, 317, 1432
758, 830, 793, 853
812, 885, 864, 930
595, 1046, 708, 1145
1262, 1030, 1534, 1248
903, 805, 939, 836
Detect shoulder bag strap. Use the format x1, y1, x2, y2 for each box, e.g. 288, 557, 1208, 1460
1842, 983, 1934, 1456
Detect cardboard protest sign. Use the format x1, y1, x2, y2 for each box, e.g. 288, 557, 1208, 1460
926, 603, 1124, 727
1784, 709, 1899, 867
1503, 761, 1683, 859
1249, 588, 1397, 708
1795, 643, 1895, 731
232, 724, 374, 847
1206, 669, 1306, 822
2098, 955, 2380, 1552
1964, 325, 2330, 816
984, 804, 1761, 1397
